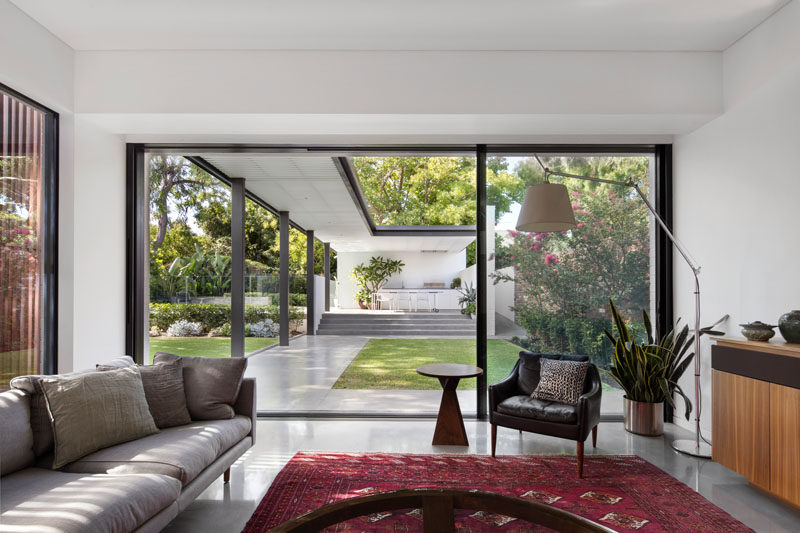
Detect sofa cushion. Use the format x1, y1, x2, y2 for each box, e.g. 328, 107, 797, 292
61, 416, 251, 486
0, 467, 180, 533
42, 366, 159, 469
98, 358, 192, 429
497, 395, 578, 424
0, 390, 35, 475
9, 356, 135, 457
154, 352, 247, 420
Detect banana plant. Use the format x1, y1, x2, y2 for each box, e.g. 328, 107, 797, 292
162, 256, 196, 299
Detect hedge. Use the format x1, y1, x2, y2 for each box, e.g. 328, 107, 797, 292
515, 310, 646, 370
149, 303, 304, 333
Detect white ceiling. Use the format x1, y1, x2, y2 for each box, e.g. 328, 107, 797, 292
12, 0, 789, 52
200, 154, 474, 253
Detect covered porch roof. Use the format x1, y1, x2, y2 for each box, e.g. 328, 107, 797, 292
190, 152, 475, 252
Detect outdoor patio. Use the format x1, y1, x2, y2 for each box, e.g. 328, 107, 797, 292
244, 334, 624, 415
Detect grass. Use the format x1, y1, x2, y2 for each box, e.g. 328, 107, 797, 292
333, 338, 522, 390
148, 337, 278, 359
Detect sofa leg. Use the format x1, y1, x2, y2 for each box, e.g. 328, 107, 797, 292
577, 441, 584, 478
592, 425, 598, 448
491, 424, 497, 457
223, 467, 231, 484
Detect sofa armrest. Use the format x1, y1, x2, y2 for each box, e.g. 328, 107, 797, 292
234, 378, 257, 446
577, 366, 602, 439
488, 361, 521, 422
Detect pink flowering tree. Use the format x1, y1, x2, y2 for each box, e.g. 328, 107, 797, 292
493, 157, 650, 366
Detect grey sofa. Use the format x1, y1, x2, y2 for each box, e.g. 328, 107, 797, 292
0, 361, 256, 533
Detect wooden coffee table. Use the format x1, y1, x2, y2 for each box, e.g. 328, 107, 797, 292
416, 363, 483, 446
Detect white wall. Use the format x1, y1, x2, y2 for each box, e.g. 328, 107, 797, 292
70, 117, 127, 371
673, 1, 800, 435
313, 275, 325, 333
495, 266, 515, 322
337, 250, 466, 309
73, 50, 720, 117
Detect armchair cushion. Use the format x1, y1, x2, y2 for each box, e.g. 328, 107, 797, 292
497, 396, 578, 424
530, 359, 590, 404
517, 352, 589, 395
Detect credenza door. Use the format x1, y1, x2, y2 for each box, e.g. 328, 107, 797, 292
770, 383, 800, 506
712, 369, 771, 490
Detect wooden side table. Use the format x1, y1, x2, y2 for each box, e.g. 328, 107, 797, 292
416, 363, 483, 446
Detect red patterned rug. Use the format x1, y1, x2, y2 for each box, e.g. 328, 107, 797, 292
244, 453, 751, 532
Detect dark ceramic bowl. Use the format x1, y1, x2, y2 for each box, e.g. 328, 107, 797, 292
739, 321, 777, 342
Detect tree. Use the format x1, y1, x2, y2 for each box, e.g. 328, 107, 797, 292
148, 156, 223, 255
352, 156, 524, 225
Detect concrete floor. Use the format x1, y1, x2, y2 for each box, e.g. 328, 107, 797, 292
246, 335, 624, 415
162, 419, 800, 532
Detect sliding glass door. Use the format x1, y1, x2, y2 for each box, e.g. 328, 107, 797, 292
1, 85, 57, 389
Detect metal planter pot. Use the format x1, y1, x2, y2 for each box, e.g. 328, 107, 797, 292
623, 397, 664, 436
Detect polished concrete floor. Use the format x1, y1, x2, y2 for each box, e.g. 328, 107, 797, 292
162, 419, 800, 532
246, 335, 624, 415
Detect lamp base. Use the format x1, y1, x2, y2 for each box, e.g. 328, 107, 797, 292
671, 439, 712, 458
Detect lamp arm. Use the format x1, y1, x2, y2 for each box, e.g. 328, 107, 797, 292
536, 160, 707, 452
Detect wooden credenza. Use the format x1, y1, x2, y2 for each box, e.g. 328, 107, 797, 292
712, 338, 800, 507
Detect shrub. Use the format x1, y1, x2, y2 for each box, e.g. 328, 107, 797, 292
246, 319, 279, 338
166, 320, 203, 337
209, 323, 231, 337
149, 303, 304, 334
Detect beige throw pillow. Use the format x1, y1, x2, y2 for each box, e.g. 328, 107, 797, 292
41, 366, 159, 469
153, 352, 246, 420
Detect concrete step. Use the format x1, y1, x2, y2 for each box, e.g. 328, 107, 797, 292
317, 322, 475, 331
318, 319, 472, 327
321, 313, 469, 321
317, 329, 476, 336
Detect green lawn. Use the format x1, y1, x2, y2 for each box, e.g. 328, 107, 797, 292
148, 337, 278, 359
333, 338, 522, 390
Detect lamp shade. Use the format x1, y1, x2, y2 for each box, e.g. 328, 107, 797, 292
515, 183, 577, 232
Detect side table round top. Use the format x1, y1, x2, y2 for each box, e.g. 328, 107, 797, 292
416, 363, 483, 379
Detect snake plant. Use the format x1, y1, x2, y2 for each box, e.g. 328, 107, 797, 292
603, 299, 726, 420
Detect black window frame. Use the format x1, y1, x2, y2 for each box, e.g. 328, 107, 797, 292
1, 82, 59, 376
126, 143, 672, 420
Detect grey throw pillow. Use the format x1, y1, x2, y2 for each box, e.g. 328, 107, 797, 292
154, 352, 247, 420
41, 366, 159, 469
10, 370, 92, 456
530, 359, 590, 405
97, 359, 191, 429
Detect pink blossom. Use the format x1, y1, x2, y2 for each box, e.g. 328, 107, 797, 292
608, 228, 615, 233
544, 253, 559, 265
510, 256, 515, 261
570, 191, 580, 197
576, 223, 584, 228
508, 230, 520, 238
13, 227, 30, 235
571, 202, 581, 209
578, 209, 589, 215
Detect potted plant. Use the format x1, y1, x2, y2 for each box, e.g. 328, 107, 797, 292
450, 277, 462, 290
352, 256, 404, 309
604, 299, 726, 436
456, 282, 477, 319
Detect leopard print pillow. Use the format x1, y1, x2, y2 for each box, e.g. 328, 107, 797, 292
530, 359, 590, 405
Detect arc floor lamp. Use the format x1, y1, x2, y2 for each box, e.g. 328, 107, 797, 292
516, 155, 710, 458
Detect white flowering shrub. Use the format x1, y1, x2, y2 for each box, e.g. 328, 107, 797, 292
166, 320, 204, 337
246, 319, 279, 338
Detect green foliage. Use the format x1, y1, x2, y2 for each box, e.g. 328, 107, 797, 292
604, 299, 672, 405
149, 303, 304, 333
351, 256, 405, 303
352, 156, 522, 226
456, 282, 477, 316
493, 156, 651, 367
450, 277, 462, 289
514, 310, 616, 369
602, 299, 725, 419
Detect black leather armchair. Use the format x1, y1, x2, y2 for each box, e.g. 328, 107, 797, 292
489, 352, 602, 477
